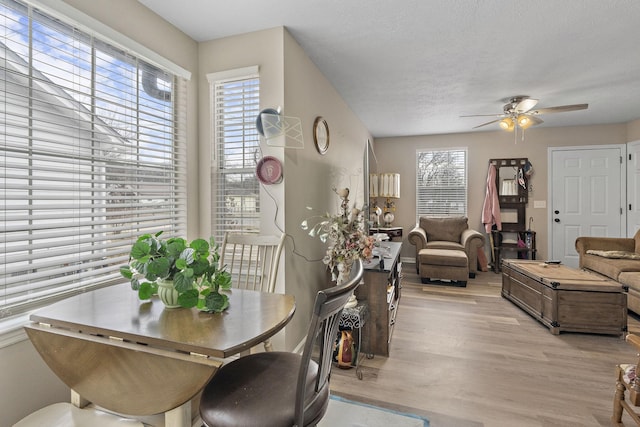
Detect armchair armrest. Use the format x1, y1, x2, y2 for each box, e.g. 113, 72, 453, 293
408, 225, 427, 272
461, 229, 485, 274
460, 229, 485, 251
408, 224, 427, 249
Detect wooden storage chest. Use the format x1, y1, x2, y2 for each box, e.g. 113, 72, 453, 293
501, 259, 627, 336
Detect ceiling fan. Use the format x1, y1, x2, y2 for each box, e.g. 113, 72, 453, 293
462, 95, 588, 131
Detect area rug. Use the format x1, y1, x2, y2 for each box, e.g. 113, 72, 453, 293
319, 395, 429, 427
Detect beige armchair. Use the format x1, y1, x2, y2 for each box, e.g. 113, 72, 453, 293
408, 217, 486, 279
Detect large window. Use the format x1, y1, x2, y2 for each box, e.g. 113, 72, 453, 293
208, 67, 260, 244
416, 148, 467, 218
0, 0, 187, 319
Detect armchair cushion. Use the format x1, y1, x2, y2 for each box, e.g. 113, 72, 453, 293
420, 216, 468, 243
621, 364, 637, 384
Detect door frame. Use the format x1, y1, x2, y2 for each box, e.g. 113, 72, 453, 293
627, 140, 640, 237
547, 144, 627, 264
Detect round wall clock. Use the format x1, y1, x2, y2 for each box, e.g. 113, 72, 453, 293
313, 116, 330, 155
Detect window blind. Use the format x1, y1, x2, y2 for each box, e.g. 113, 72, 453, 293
416, 148, 467, 218
0, 0, 187, 318
208, 69, 260, 245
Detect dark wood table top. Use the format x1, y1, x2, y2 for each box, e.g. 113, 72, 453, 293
30, 283, 296, 359
363, 241, 401, 272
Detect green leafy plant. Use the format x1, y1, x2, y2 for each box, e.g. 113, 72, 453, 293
120, 231, 232, 312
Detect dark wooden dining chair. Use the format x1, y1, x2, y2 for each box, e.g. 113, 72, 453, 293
199, 259, 364, 427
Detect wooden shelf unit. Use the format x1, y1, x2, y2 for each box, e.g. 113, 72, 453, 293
356, 242, 402, 357
491, 230, 537, 273
489, 157, 533, 272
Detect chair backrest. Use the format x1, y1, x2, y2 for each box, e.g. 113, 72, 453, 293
419, 216, 469, 243
219, 231, 286, 293
294, 259, 364, 426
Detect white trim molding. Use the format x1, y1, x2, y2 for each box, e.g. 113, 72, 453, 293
26, 0, 192, 80
0, 314, 30, 348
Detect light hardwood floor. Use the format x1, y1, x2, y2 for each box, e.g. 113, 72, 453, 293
329, 265, 640, 427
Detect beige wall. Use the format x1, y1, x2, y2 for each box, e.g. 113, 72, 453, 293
629, 118, 640, 141
0, 338, 69, 426
374, 123, 629, 263
281, 29, 373, 347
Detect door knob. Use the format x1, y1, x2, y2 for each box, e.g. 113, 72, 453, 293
554, 218, 560, 223
554, 210, 560, 214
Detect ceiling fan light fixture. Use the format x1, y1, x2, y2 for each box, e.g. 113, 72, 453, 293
517, 114, 533, 129
499, 117, 514, 131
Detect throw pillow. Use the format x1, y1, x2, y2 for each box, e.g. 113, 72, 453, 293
586, 249, 640, 260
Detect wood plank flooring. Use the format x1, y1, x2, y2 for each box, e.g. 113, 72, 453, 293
329, 265, 640, 427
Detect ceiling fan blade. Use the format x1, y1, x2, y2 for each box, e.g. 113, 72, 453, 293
472, 118, 503, 129
529, 116, 544, 126
460, 113, 505, 118
514, 98, 538, 113
531, 103, 588, 115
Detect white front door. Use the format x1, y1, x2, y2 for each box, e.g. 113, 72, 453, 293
550, 146, 625, 268
627, 140, 640, 237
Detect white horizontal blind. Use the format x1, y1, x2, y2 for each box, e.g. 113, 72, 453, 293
0, 0, 187, 318
209, 71, 260, 245
416, 148, 467, 218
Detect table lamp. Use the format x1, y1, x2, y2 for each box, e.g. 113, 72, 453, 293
379, 173, 400, 226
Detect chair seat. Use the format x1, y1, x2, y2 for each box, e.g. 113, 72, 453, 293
424, 241, 465, 251
14, 403, 143, 427
620, 363, 636, 384
419, 248, 468, 267
199, 352, 329, 427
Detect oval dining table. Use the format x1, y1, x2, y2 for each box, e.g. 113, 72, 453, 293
24, 283, 296, 427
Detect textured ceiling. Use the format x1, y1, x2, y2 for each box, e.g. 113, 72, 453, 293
138, 0, 640, 138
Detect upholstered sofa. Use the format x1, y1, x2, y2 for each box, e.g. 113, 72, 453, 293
575, 230, 640, 314
408, 217, 485, 280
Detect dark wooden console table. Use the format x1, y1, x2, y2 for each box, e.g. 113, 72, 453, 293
358, 242, 402, 356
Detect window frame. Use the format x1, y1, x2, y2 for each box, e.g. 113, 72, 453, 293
415, 148, 468, 219
207, 67, 261, 245
0, 0, 187, 329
